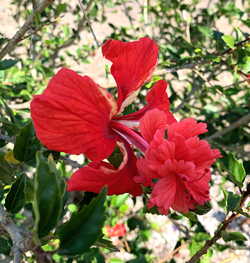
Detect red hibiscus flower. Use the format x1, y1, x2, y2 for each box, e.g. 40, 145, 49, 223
30, 37, 175, 196
135, 109, 221, 214
105, 223, 127, 238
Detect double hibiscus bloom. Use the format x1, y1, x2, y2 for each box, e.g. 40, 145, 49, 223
31, 37, 220, 214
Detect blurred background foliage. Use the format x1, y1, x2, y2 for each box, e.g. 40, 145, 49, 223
0, 0, 249, 262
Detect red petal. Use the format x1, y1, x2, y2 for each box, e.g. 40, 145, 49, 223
140, 109, 168, 142
114, 80, 176, 125
185, 168, 211, 205
168, 118, 207, 140
172, 180, 196, 213
31, 68, 118, 161
102, 37, 158, 111
67, 142, 142, 196
149, 175, 176, 213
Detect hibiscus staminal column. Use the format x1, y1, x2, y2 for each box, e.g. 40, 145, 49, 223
110, 120, 149, 153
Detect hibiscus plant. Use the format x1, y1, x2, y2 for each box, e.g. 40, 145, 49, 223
0, 1, 249, 263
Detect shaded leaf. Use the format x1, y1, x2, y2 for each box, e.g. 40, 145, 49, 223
58, 188, 107, 255
33, 152, 65, 238
127, 255, 147, 263
5, 173, 26, 213
0, 152, 16, 186
226, 191, 241, 212
222, 231, 247, 242
0, 237, 11, 255
95, 238, 118, 252
193, 202, 212, 215
13, 122, 41, 164
0, 59, 18, 70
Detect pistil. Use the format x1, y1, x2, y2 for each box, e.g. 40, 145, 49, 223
110, 120, 149, 153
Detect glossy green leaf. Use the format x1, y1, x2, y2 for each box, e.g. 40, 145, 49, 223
222, 231, 247, 242
222, 35, 235, 48
226, 191, 241, 212
228, 154, 246, 187
58, 188, 107, 255
5, 173, 26, 213
13, 122, 41, 164
0, 59, 18, 70
33, 152, 65, 238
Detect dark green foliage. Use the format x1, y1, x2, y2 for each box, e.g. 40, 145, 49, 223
222, 231, 247, 242
33, 152, 65, 238
0, 237, 11, 255
13, 122, 41, 164
226, 191, 241, 212
0, 59, 18, 70
58, 188, 107, 255
5, 173, 26, 213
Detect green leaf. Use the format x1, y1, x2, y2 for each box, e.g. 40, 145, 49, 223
236, 208, 250, 218
0, 59, 18, 70
0, 152, 16, 186
222, 35, 235, 48
182, 212, 198, 222
226, 191, 241, 212
108, 147, 124, 169
127, 255, 147, 263
193, 202, 212, 215
189, 239, 203, 256
222, 231, 247, 242
33, 152, 65, 238
228, 154, 246, 187
95, 238, 118, 252
0, 237, 11, 255
13, 122, 41, 164
0, 99, 17, 124
5, 173, 26, 213
80, 248, 105, 263
58, 188, 107, 255
238, 55, 250, 73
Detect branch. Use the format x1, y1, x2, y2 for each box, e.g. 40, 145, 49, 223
78, 0, 100, 47
0, 205, 32, 263
186, 188, 250, 263
48, 0, 96, 65
0, 0, 54, 60
165, 37, 250, 73
206, 113, 250, 141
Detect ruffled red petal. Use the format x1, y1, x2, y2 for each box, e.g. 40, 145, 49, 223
148, 175, 176, 213
139, 109, 168, 143
168, 118, 207, 140
102, 37, 158, 111
31, 68, 118, 161
67, 142, 142, 196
